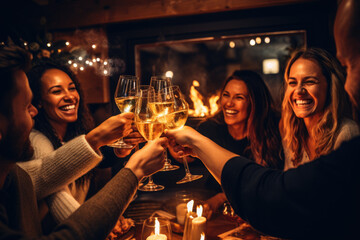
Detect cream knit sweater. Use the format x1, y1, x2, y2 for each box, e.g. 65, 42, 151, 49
18, 129, 103, 222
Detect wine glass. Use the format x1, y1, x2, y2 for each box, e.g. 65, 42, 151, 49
135, 87, 165, 191
164, 86, 203, 184
150, 76, 179, 171
141, 217, 172, 240
108, 75, 139, 148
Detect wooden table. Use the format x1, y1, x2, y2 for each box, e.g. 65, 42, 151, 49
120, 187, 264, 240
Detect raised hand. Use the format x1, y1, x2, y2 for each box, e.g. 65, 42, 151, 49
125, 137, 168, 181
165, 126, 200, 158
86, 112, 134, 151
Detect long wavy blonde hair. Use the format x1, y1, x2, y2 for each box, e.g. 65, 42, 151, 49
280, 48, 350, 167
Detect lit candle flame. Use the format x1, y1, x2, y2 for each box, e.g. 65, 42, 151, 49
187, 200, 194, 213
155, 217, 160, 235
196, 205, 203, 217
200, 233, 205, 240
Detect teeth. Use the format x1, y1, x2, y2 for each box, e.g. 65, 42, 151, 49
295, 99, 312, 105
225, 109, 238, 114
60, 105, 75, 111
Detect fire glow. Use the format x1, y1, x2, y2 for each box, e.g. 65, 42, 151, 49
188, 80, 219, 117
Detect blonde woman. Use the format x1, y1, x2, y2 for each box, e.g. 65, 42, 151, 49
280, 47, 359, 170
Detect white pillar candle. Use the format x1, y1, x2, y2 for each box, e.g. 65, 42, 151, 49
189, 205, 206, 240
176, 203, 188, 225
189, 216, 206, 240
183, 200, 195, 240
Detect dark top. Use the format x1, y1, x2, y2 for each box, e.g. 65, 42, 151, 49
221, 136, 360, 239
197, 119, 253, 158
197, 119, 253, 193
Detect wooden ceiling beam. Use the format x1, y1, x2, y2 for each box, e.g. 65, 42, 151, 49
44, 0, 318, 30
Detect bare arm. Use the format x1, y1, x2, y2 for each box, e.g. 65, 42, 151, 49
165, 126, 238, 183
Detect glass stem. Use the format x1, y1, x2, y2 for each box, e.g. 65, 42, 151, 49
182, 156, 191, 175
148, 175, 154, 184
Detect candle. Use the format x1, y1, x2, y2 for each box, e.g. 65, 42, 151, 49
183, 200, 195, 240
189, 206, 206, 240
146, 217, 168, 240
176, 203, 188, 225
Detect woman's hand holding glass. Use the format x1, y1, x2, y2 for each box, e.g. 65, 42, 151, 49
85, 112, 134, 151
108, 75, 139, 148
124, 137, 168, 182
149, 76, 180, 171
135, 87, 166, 191
162, 86, 202, 184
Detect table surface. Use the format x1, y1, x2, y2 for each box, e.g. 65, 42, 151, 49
119, 187, 267, 240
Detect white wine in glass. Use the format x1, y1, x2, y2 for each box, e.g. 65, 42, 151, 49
165, 86, 203, 184
150, 76, 179, 171
135, 87, 165, 191
108, 75, 139, 148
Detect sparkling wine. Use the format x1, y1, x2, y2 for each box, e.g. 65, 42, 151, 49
148, 102, 174, 116
115, 96, 138, 113
165, 110, 188, 130
136, 121, 164, 141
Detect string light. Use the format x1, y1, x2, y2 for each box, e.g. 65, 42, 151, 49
264, 37, 271, 43
256, 37, 262, 44
80, 66, 84, 71
92, 44, 96, 49
47, 43, 51, 47
249, 39, 256, 46
78, 56, 83, 61
65, 41, 70, 46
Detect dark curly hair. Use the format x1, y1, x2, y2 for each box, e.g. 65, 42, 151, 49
27, 59, 95, 185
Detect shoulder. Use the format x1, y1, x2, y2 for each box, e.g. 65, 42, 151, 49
334, 118, 360, 149
30, 129, 55, 158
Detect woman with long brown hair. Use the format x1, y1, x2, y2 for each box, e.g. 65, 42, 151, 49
196, 70, 283, 216
280, 47, 359, 170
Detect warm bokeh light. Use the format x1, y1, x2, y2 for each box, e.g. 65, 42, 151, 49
65, 41, 70, 46
80, 66, 84, 71
47, 43, 51, 47
256, 37, 262, 44
92, 44, 96, 49
262, 58, 279, 74
249, 39, 256, 46
165, 71, 173, 78
264, 37, 271, 43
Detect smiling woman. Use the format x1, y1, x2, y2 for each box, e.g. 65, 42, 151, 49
39, 68, 81, 138
190, 70, 284, 218
280, 48, 360, 170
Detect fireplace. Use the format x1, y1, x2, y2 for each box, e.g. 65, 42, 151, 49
135, 31, 306, 118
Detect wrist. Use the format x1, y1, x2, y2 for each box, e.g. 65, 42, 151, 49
124, 158, 144, 182
85, 129, 102, 151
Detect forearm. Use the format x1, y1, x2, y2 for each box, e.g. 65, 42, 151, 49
190, 134, 238, 183
47, 190, 81, 223
57, 168, 138, 240
20, 135, 102, 199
